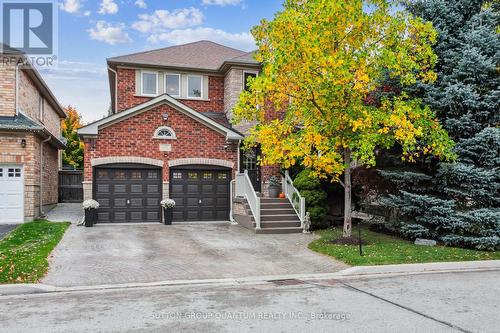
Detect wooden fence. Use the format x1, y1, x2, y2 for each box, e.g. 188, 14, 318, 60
58, 170, 83, 203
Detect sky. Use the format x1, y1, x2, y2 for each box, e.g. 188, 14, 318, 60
39, 0, 283, 123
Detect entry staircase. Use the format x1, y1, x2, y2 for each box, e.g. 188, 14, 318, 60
234, 170, 306, 234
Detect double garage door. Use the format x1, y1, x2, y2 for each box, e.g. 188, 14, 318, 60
94, 164, 230, 223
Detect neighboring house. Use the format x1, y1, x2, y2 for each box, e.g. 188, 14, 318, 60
0, 46, 67, 223
78, 41, 302, 232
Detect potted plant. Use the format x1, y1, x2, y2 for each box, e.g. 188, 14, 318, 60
161, 199, 176, 225
82, 199, 99, 227
268, 176, 281, 198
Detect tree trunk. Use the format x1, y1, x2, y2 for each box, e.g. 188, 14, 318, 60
343, 149, 352, 238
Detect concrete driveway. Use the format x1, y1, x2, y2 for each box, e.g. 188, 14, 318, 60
43, 223, 346, 287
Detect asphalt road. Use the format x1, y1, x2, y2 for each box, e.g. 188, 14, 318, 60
0, 270, 498, 333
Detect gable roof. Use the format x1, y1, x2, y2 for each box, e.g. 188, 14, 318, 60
107, 41, 248, 72
1, 44, 66, 119
78, 94, 244, 141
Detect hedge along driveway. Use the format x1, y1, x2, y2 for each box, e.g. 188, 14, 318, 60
0, 221, 70, 284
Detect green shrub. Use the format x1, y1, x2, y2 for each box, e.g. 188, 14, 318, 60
293, 169, 320, 190
293, 169, 328, 230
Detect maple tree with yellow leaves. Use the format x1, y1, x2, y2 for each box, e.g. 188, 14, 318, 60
234, 0, 455, 237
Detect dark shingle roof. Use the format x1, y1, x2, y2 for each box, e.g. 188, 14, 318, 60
0, 113, 66, 148
0, 113, 43, 131
107, 40, 248, 71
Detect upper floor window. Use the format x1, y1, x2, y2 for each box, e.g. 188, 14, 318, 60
165, 74, 180, 97
243, 72, 257, 91
187, 75, 202, 99
153, 126, 177, 139
141, 71, 158, 96
38, 95, 45, 122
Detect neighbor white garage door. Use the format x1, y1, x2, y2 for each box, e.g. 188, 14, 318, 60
0, 165, 24, 224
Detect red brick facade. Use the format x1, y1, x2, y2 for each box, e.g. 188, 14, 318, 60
83, 103, 238, 183
116, 68, 225, 113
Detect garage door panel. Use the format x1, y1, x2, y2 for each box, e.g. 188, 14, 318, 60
131, 184, 143, 193
170, 168, 230, 222
114, 211, 126, 222
202, 197, 214, 206
97, 184, 109, 193
0, 165, 24, 223
97, 211, 110, 221
114, 198, 127, 208
95, 166, 162, 223
216, 185, 228, 193
185, 197, 198, 206
187, 185, 198, 193
147, 184, 159, 193
130, 198, 143, 207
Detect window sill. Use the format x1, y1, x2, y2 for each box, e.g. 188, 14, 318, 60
134, 94, 210, 102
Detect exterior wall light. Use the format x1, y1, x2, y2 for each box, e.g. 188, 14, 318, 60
21, 139, 26, 148
162, 113, 169, 121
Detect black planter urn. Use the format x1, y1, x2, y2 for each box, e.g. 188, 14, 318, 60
163, 208, 173, 225
84, 208, 97, 227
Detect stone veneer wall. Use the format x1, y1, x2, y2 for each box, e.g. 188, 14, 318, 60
223, 67, 257, 135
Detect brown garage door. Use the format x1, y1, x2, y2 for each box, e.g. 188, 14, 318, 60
94, 164, 162, 223
170, 166, 230, 221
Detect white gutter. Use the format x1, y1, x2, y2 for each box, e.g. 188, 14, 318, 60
39, 135, 51, 217
108, 66, 118, 114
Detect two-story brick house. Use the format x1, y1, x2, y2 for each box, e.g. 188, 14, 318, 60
0, 46, 67, 223
78, 41, 298, 229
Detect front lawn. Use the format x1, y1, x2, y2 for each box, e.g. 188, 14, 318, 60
309, 227, 500, 266
0, 220, 70, 284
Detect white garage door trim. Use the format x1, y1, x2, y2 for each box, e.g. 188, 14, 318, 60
0, 165, 24, 224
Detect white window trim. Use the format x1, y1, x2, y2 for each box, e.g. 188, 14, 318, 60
141, 71, 158, 97
186, 74, 203, 99
242, 71, 258, 91
153, 126, 177, 140
165, 73, 181, 97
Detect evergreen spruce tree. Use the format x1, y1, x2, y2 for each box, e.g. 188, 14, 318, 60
380, 0, 499, 251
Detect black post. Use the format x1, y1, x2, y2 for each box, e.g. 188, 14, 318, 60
358, 219, 364, 256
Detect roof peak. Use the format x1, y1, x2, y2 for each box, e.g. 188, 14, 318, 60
107, 40, 245, 62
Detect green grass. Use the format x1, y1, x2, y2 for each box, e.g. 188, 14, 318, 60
309, 227, 500, 266
0, 220, 70, 284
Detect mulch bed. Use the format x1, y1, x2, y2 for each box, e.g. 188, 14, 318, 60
329, 236, 368, 245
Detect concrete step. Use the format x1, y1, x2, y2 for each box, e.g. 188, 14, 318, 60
255, 227, 304, 234
251, 214, 301, 222
260, 208, 296, 215
256, 221, 302, 228
260, 203, 293, 209
261, 214, 301, 222
260, 198, 289, 204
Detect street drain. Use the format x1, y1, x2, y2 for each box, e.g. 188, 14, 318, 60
268, 279, 304, 286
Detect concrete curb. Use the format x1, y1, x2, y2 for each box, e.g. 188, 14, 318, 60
1, 260, 499, 297
334, 260, 500, 277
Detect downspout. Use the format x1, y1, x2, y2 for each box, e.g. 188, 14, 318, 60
39, 136, 51, 217
108, 66, 118, 114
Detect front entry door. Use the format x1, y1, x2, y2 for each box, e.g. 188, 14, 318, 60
240, 146, 261, 192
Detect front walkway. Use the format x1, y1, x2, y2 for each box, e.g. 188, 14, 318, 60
45, 203, 83, 224
43, 223, 346, 287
